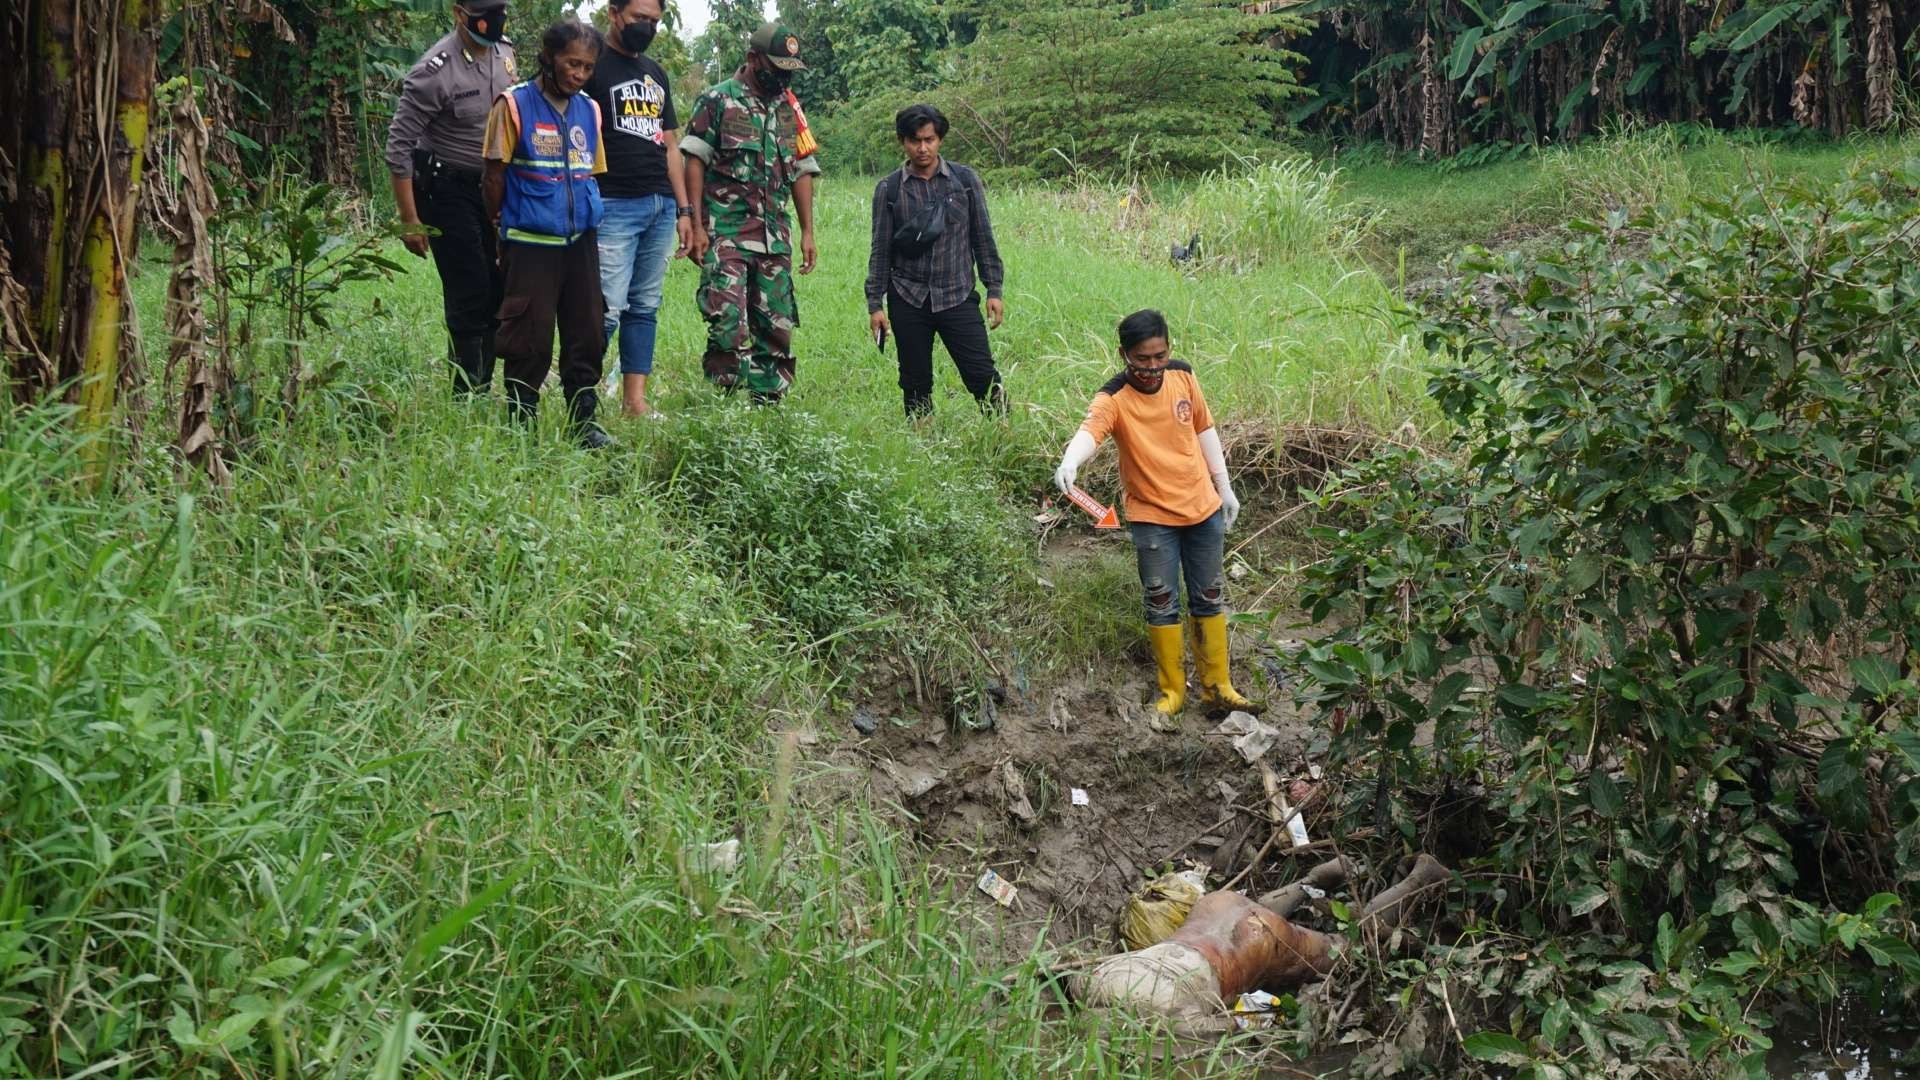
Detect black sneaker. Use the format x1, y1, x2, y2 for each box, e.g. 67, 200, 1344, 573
577, 425, 617, 450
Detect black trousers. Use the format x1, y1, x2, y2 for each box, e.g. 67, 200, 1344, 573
888, 289, 1002, 417
416, 158, 503, 392
496, 233, 605, 428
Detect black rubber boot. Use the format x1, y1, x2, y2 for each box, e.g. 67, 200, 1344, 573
567, 383, 616, 449
450, 334, 493, 397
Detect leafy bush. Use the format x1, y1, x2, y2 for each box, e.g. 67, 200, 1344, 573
1287, 160, 1920, 1070
917, 0, 1309, 178
656, 408, 1019, 664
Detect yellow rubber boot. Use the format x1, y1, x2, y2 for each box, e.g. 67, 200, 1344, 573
1148, 623, 1187, 719
1191, 613, 1263, 717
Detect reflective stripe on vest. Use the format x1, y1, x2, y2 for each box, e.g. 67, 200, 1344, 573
497, 82, 605, 245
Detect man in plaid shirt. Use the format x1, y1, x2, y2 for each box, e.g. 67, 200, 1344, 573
866, 104, 1007, 418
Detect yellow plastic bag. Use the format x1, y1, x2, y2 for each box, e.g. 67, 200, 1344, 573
1119, 869, 1207, 951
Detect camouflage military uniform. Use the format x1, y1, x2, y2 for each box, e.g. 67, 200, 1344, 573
679, 72, 821, 401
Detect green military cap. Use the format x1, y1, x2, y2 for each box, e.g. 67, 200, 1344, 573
747, 22, 806, 71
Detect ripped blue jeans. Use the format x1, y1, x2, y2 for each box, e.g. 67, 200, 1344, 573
1130, 509, 1227, 627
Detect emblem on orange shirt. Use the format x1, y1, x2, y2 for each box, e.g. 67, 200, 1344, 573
1175, 399, 1192, 424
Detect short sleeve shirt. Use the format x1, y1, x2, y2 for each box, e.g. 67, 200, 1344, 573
384, 31, 518, 176
678, 75, 822, 255
1078, 363, 1221, 527
482, 89, 607, 175
583, 45, 677, 199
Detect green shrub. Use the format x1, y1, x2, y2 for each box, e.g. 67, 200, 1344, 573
655, 407, 1020, 666
1288, 160, 1920, 1071
918, 0, 1310, 178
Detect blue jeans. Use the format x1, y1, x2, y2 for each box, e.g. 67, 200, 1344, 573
596, 194, 677, 376
1131, 510, 1228, 626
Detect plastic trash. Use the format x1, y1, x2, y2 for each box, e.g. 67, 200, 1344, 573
977, 869, 1018, 908
1071, 788, 1090, 807
684, 838, 741, 875
1118, 868, 1207, 951
1231, 989, 1282, 1030
1214, 711, 1282, 762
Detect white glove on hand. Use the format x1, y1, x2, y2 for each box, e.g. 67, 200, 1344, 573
1215, 476, 1241, 530
1197, 426, 1238, 529
1054, 430, 1097, 495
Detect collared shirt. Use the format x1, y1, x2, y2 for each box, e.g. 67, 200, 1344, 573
865, 158, 1004, 314
678, 73, 821, 256
385, 30, 517, 177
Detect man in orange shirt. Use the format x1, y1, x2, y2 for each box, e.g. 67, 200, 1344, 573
1053, 309, 1261, 722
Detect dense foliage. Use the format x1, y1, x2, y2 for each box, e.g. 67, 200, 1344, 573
812, 0, 1311, 178
1288, 0, 1919, 154
1289, 160, 1920, 1071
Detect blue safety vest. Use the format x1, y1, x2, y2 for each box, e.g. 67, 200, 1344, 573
499, 81, 605, 246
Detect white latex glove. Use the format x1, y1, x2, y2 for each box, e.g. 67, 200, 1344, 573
1197, 426, 1238, 529
1054, 430, 1097, 495
1215, 477, 1241, 530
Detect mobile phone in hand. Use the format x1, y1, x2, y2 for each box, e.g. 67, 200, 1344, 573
875, 325, 888, 352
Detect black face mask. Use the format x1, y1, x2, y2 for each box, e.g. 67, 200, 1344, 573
753, 64, 792, 97
460, 5, 507, 46
618, 20, 656, 54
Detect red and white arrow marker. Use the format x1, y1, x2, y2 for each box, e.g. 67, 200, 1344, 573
1066, 484, 1121, 529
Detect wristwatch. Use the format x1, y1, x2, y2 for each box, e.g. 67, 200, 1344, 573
675, 206, 694, 219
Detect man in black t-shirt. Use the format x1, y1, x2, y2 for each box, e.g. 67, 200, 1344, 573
585, 0, 691, 416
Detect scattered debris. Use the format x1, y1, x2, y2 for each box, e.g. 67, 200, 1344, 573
1258, 652, 1288, 690
883, 761, 944, 800
851, 708, 879, 736
1214, 711, 1282, 763
1279, 797, 1311, 847
977, 868, 1019, 908
1002, 761, 1038, 824
683, 838, 741, 876
1230, 990, 1281, 1030
1288, 778, 1325, 817
1228, 558, 1251, 581
1124, 698, 1183, 734
1047, 689, 1073, 732
1070, 787, 1090, 807
1119, 869, 1208, 951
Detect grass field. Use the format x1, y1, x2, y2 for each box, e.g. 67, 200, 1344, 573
5, 129, 1912, 1076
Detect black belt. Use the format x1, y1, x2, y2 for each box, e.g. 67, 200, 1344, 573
414, 149, 482, 186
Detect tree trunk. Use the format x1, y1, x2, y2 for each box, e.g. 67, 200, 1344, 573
2, 0, 160, 478
166, 91, 231, 487
74, 0, 159, 476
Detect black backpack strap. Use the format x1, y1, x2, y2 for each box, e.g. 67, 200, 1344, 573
881, 167, 908, 225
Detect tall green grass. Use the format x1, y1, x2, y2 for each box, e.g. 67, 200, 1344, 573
1339, 127, 1920, 276
10, 137, 1894, 1074
13, 163, 1415, 1073
3, 398, 1233, 1076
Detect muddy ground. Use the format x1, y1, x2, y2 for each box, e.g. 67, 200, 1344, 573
816, 651, 1335, 967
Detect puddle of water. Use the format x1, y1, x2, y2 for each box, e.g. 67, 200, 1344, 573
1768, 996, 1920, 1079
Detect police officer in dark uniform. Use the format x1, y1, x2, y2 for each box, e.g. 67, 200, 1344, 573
385, 0, 516, 396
